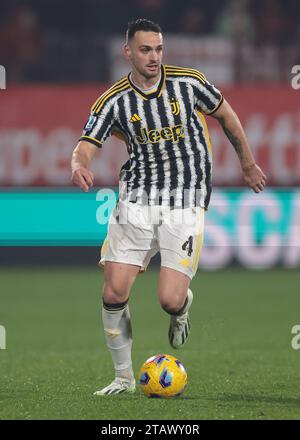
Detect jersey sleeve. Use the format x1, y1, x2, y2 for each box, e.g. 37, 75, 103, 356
193, 73, 223, 115
79, 98, 116, 148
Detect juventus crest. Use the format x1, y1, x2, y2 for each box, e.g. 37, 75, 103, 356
170, 97, 180, 115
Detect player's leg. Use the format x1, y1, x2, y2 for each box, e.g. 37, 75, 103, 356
158, 206, 205, 348
94, 201, 156, 396
94, 261, 140, 396
102, 261, 140, 378
158, 267, 193, 349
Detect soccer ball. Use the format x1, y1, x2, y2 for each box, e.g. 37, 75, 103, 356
139, 354, 187, 398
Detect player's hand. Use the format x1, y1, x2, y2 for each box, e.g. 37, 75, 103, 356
242, 163, 267, 193
71, 167, 94, 192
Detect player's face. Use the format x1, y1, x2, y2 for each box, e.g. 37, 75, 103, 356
125, 31, 163, 80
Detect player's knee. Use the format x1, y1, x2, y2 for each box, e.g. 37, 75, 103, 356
102, 282, 128, 305
159, 292, 186, 315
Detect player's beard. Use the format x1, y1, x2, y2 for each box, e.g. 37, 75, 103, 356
133, 60, 161, 81
144, 64, 160, 79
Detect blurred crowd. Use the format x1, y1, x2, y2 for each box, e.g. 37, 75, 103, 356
0, 0, 299, 82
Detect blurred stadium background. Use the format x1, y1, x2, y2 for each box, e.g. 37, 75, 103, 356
1, 0, 300, 420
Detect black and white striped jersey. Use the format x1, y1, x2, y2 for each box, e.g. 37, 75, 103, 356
80, 64, 223, 208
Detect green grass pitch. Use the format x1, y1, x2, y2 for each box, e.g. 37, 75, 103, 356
0, 266, 300, 420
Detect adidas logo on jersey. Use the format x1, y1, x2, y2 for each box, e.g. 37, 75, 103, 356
130, 113, 141, 123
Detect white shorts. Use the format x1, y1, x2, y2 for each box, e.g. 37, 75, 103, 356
99, 201, 205, 280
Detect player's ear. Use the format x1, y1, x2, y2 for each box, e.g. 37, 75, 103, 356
123, 43, 131, 60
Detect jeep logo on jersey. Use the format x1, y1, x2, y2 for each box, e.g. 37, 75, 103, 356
135, 124, 185, 145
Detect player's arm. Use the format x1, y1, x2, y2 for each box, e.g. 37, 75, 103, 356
211, 98, 267, 193
71, 89, 117, 192
71, 140, 98, 192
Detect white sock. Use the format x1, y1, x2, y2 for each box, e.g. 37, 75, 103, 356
102, 303, 134, 381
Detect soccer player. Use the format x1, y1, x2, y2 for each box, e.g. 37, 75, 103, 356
71, 19, 266, 395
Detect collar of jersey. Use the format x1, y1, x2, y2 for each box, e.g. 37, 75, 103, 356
127, 64, 166, 100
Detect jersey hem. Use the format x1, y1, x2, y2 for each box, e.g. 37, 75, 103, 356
205, 95, 224, 115
79, 136, 102, 148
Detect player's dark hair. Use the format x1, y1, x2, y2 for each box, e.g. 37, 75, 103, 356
126, 19, 162, 43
